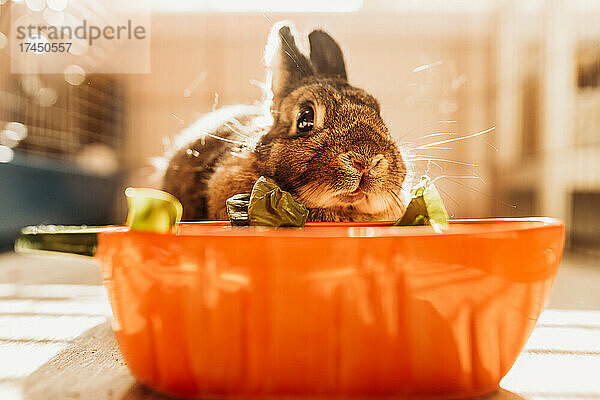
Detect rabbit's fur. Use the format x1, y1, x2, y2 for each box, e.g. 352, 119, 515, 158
163, 22, 409, 222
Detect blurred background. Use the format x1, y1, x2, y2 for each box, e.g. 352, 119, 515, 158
0, 0, 599, 255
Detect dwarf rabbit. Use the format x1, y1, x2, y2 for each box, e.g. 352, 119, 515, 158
162, 22, 410, 222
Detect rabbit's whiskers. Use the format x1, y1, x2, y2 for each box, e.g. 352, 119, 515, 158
203, 133, 247, 146
418, 146, 453, 150
408, 157, 479, 167
412, 126, 495, 150
430, 175, 482, 184
401, 126, 495, 170
441, 177, 517, 209
224, 122, 250, 138
417, 132, 457, 140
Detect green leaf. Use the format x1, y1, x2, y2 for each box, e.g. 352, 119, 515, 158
125, 187, 183, 233
422, 178, 449, 232
395, 196, 429, 226
15, 225, 99, 257
394, 176, 449, 232
226, 193, 251, 226
247, 176, 309, 227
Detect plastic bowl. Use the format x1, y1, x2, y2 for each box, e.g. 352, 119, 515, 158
96, 218, 565, 399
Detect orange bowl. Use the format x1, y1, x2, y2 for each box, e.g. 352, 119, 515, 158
96, 218, 564, 399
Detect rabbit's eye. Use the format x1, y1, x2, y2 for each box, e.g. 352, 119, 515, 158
296, 106, 314, 133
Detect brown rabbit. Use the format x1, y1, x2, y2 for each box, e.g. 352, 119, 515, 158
162, 22, 411, 222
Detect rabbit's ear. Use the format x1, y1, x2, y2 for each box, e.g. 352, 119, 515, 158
264, 22, 313, 105
308, 30, 347, 80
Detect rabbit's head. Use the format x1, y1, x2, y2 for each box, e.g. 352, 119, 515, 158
258, 23, 409, 219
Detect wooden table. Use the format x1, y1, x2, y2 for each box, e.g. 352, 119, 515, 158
1, 252, 599, 400
22, 321, 171, 400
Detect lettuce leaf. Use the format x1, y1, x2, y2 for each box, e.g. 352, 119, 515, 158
226, 193, 251, 226
226, 177, 309, 227
125, 187, 183, 233
394, 176, 449, 232
248, 177, 309, 227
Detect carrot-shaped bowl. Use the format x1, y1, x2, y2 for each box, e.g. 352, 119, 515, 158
15, 218, 565, 399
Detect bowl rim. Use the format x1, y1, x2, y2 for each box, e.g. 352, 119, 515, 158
100, 217, 564, 239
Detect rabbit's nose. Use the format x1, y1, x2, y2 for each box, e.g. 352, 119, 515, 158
350, 154, 385, 173
351, 158, 369, 173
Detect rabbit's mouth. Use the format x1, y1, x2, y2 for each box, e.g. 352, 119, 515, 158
294, 179, 405, 218
337, 188, 366, 203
